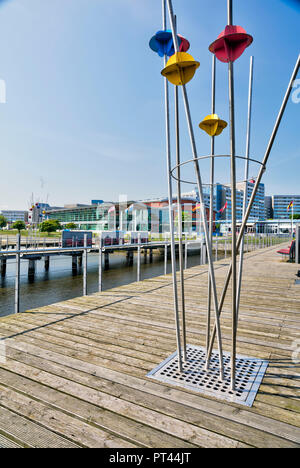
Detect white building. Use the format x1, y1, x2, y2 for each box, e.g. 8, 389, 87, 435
184, 183, 265, 222
0, 210, 28, 224
272, 195, 300, 219
256, 218, 300, 235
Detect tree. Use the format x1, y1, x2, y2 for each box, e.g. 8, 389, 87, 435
175, 211, 192, 224
65, 222, 77, 230
290, 214, 300, 219
0, 215, 7, 229
40, 219, 62, 234
12, 220, 26, 232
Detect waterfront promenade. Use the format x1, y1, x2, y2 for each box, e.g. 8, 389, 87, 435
0, 243, 299, 448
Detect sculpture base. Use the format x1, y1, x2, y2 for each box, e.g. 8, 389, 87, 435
147, 344, 268, 407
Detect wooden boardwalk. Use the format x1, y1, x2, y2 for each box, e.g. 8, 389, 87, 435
0, 243, 299, 448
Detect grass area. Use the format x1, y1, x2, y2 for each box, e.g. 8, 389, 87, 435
0, 230, 61, 238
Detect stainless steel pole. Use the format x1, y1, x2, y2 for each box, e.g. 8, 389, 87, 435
206, 55, 216, 354
236, 56, 254, 319
182, 87, 224, 377
228, 0, 237, 390
15, 233, 21, 314
200, 240, 202, 265
137, 232, 141, 282
164, 239, 168, 274
166, 0, 224, 379
98, 235, 103, 292
175, 83, 187, 360
83, 234, 87, 296
162, 0, 183, 372
296, 226, 300, 264
206, 53, 300, 362
202, 241, 207, 264
174, 13, 187, 359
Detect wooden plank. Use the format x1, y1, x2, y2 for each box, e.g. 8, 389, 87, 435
0, 385, 138, 448
0, 368, 194, 449
0, 355, 298, 448
0, 380, 247, 448
0, 406, 80, 448
13, 298, 298, 352
0, 243, 299, 447
2, 338, 300, 444
0, 434, 22, 448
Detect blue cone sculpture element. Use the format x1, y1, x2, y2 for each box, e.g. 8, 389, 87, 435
149, 30, 190, 57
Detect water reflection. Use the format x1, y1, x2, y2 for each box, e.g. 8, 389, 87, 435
0, 250, 203, 318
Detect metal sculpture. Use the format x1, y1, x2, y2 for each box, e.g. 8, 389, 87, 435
161, 51, 200, 86
199, 114, 227, 136
149, 30, 190, 57
209, 25, 253, 63
149, 0, 300, 398
198, 61, 228, 362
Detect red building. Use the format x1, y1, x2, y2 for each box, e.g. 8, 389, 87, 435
140, 197, 216, 233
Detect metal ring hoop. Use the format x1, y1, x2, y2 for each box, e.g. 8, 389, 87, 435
171, 154, 266, 186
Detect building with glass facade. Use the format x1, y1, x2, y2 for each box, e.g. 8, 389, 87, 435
46, 197, 214, 234
264, 196, 273, 219
46, 203, 123, 231
46, 182, 266, 234
140, 197, 214, 233
0, 210, 28, 224
215, 184, 244, 221
255, 218, 300, 234
236, 181, 265, 221
272, 195, 300, 219
184, 183, 265, 222
182, 188, 213, 210
215, 182, 265, 222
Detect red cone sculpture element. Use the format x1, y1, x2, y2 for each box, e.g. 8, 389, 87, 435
209, 25, 253, 63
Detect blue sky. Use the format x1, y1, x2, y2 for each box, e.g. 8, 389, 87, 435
0, 0, 299, 210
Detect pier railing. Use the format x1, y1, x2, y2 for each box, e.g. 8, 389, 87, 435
0, 232, 290, 315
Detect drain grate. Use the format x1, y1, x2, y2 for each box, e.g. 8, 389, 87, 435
147, 345, 268, 407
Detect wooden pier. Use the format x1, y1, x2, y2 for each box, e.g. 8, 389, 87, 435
0, 243, 299, 448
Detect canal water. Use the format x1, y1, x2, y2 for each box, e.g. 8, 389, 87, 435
0, 250, 204, 318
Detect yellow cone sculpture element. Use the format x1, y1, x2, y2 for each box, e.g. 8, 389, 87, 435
161, 52, 200, 86
199, 114, 228, 136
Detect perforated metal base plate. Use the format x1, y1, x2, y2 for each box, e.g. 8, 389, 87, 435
147, 345, 268, 407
